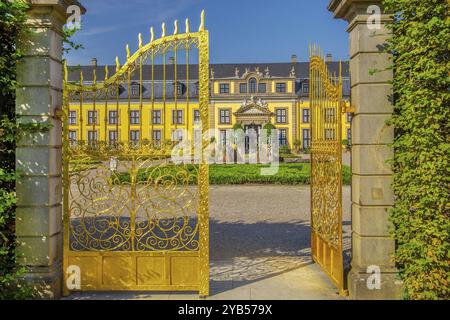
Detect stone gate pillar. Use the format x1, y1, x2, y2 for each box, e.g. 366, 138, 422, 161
328, 0, 402, 299
15, 0, 85, 299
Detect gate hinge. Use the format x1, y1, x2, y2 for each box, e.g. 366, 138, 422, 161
341, 101, 355, 114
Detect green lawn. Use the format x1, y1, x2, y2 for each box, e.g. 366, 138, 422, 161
116, 163, 351, 185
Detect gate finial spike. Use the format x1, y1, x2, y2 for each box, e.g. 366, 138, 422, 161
174, 20, 178, 35
161, 22, 166, 38
126, 44, 130, 59
199, 10, 205, 31
185, 18, 190, 33
150, 26, 154, 43
105, 65, 109, 80
115, 56, 120, 72
138, 33, 143, 49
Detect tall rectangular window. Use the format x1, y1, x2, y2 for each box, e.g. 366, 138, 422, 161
69, 111, 77, 125
87, 111, 97, 125
109, 130, 118, 143
325, 108, 336, 123
276, 82, 286, 93
347, 112, 352, 123
278, 129, 288, 146
193, 109, 200, 124
276, 109, 287, 124
172, 110, 183, 125
172, 129, 183, 142
302, 108, 310, 123
194, 129, 202, 145
152, 110, 162, 124
302, 129, 310, 149
219, 83, 230, 94
220, 130, 228, 146
239, 83, 247, 93
130, 130, 140, 142
347, 128, 352, 144
87, 130, 97, 144
68, 130, 77, 142
109, 111, 118, 125
219, 109, 231, 124
325, 128, 336, 140
130, 111, 140, 125
152, 130, 162, 143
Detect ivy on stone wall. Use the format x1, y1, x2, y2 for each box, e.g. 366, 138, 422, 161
383, 0, 449, 300
0, 0, 36, 299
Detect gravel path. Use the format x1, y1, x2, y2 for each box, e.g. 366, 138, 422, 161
209, 185, 351, 287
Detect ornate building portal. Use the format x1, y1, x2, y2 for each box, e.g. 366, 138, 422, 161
234, 96, 275, 127
234, 97, 275, 154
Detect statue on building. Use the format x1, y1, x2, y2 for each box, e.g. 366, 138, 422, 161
290, 66, 296, 78
235, 67, 240, 78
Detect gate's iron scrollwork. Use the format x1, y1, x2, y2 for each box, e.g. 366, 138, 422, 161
62, 12, 210, 296
309, 45, 346, 295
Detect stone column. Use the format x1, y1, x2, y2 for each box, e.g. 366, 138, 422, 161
328, 0, 402, 299
15, 0, 85, 299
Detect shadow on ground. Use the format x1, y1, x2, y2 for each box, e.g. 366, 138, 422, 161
209, 219, 313, 294
209, 218, 352, 295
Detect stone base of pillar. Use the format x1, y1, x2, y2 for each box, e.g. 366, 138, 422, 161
348, 268, 403, 300
23, 264, 63, 299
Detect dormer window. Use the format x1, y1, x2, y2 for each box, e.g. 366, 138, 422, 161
195, 83, 200, 95
175, 82, 183, 96
303, 83, 309, 93
258, 83, 266, 93
276, 82, 287, 93
131, 84, 140, 96
249, 78, 257, 94
219, 83, 230, 94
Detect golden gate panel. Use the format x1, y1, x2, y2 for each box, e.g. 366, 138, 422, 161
309, 45, 346, 295
62, 12, 210, 296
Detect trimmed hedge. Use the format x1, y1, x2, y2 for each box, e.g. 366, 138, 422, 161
383, 0, 449, 300
115, 163, 352, 186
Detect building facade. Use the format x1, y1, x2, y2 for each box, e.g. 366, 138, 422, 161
68, 57, 351, 151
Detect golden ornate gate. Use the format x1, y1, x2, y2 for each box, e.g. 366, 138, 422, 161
309, 46, 346, 295
62, 12, 210, 296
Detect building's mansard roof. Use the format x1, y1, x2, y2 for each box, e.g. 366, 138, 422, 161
67, 62, 350, 99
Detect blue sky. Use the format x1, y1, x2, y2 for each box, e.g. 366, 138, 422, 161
66, 0, 349, 65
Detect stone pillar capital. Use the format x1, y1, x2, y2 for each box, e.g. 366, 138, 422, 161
26, 0, 86, 34
328, 0, 391, 31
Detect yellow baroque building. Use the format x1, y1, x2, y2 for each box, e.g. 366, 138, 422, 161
68, 56, 351, 151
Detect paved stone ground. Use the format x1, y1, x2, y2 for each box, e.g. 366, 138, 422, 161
66, 185, 351, 300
